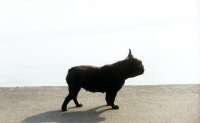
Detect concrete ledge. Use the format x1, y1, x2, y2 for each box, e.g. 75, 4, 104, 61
0, 85, 199, 123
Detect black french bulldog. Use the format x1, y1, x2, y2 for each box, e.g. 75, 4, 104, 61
62, 49, 144, 111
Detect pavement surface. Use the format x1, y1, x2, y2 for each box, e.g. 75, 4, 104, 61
0, 85, 199, 123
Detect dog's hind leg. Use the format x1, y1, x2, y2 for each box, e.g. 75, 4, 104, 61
73, 92, 83, 107
68, 85, 82, 107
61, 86, 81, 111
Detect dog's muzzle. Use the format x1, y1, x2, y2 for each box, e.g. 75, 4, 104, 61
139, 62, 144, 74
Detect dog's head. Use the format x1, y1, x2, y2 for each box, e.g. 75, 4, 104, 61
126, 49, 144, 77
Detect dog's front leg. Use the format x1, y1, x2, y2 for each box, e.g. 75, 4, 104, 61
106, 91, 119, 109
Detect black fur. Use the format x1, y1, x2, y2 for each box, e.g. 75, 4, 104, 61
61, 49, 144, 111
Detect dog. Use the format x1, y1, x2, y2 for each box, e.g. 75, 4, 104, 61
62, 49, 144, 111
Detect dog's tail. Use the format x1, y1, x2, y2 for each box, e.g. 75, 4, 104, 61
66, 68, 73, 86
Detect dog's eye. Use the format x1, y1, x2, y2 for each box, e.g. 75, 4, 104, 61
139, 62, 142, 68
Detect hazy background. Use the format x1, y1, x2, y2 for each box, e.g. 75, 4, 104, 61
0, 0, 199, 87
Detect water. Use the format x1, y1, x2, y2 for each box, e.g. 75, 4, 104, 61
0, 0, 200, 87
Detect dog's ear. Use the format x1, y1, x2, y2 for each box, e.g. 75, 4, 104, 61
126, 49, 132, 60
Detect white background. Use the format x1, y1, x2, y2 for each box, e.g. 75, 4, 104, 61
0, 0, 200, 87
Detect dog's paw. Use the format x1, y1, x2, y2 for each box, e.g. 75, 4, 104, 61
112, 105, 119, 109
61, 106, 67, 112
76, 103, 83, 107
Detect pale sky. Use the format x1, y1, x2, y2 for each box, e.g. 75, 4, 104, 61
0, 0, 199, 87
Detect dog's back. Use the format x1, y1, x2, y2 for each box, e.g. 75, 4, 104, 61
66, 66, 107, 92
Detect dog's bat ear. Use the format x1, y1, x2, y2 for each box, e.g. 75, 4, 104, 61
128, 49, 132, 56
126, 49, 132, 60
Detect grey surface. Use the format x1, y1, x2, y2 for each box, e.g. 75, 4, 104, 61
0, 85, 199, 123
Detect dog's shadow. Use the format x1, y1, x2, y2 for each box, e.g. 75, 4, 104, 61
23, 105, 111, 123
